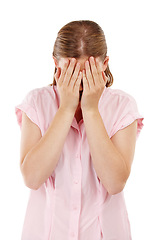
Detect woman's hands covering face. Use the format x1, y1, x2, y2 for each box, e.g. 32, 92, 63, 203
54, 56, 108, 113
54, 58, 82, 113
81, 56, 108, 112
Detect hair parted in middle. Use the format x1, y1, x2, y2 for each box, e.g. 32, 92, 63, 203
50, 20, 113, 87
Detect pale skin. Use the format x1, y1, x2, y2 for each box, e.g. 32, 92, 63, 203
20, 56, 137, 195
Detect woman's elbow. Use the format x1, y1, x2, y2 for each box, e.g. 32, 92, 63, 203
25, 178, 40, 190
22, 172, 40, 190
107, 181, 126, 195
20, 162, 40, 190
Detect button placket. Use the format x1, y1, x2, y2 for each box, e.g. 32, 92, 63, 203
69, 134, 82, 239
69, 170, 81, 238
73, 147, 81, 185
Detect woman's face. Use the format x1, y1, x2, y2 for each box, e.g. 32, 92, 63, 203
54, 56, 108, 92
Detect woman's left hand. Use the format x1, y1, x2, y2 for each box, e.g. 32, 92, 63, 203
81, 56, 108, 112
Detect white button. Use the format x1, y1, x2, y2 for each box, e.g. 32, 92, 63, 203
74, 180, 78, 184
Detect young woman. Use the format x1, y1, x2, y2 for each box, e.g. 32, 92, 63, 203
15, 20, 144, 240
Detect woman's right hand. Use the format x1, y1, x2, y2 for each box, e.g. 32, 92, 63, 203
54, 58, 82, 114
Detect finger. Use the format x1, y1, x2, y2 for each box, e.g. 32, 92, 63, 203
58, 59, 69, 85
95, 57, 104, 85
63, 58, 77, 86
89, 56, 99, 85
73, 71, 82, 92
85, 60, 94, 88
69, 62, 81, 88
82, 69, 90, 91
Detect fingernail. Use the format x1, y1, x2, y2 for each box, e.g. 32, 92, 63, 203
64, 59, 69, 65
85, 60, 89, 66
90, 56, 94, 61
71, 58, 76, 63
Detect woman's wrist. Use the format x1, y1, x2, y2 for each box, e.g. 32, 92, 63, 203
58, 106, 76, 116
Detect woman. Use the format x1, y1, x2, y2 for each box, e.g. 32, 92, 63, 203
15, 20, 144, 240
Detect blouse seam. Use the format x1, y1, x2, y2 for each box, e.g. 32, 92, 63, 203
107, 88, 135, 102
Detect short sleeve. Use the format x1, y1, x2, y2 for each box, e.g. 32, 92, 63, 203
15, 89, 41, 131
111, 95, 144, 140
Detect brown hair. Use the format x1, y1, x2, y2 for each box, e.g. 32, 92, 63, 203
50, 20, 113, 87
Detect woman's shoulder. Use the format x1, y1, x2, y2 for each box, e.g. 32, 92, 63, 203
103, 87, 138, 110
106, 87, 135, 102
25, 85, 56, 101
27, 84, 53, 94
101, 87, 138, 112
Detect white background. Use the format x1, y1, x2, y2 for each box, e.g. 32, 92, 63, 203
0, 0, 159, 239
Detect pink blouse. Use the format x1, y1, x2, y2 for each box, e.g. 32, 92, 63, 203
15, 85, 144, 240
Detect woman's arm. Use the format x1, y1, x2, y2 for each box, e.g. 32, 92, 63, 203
20, 108, 75, 190
82, 109, 137, 195
81, 56, 137, 195
20, 58, 82, 190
